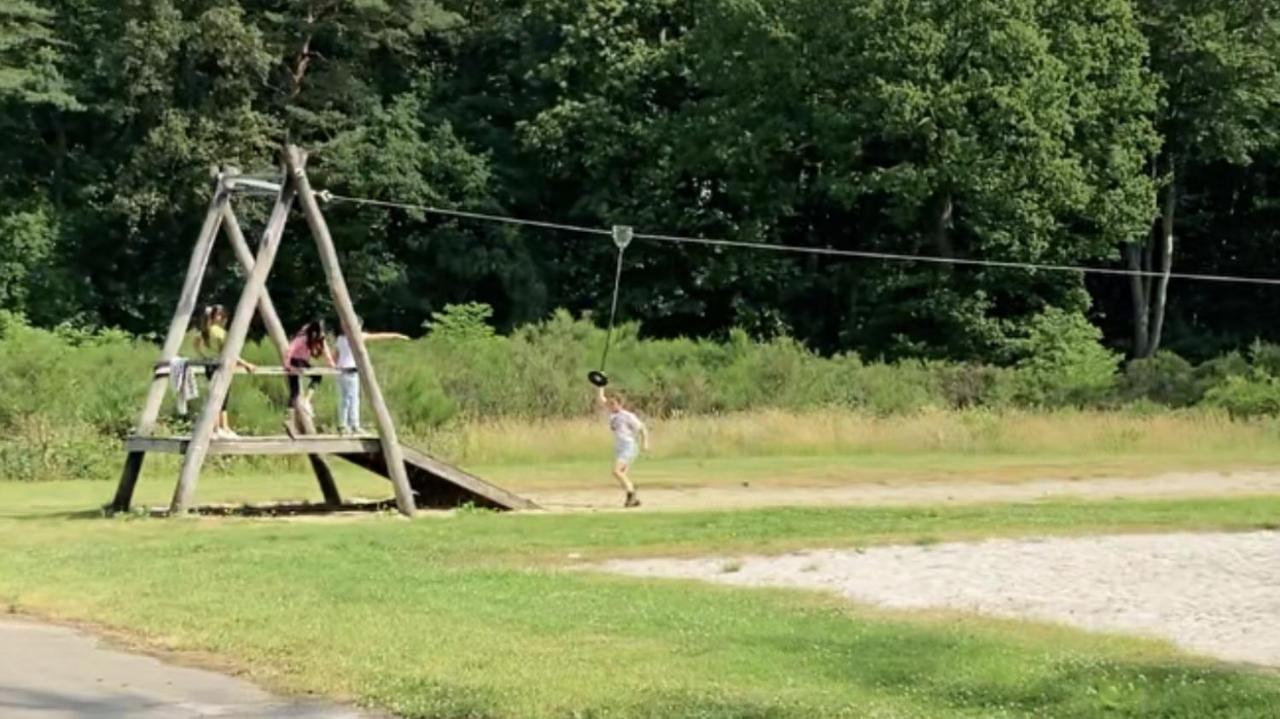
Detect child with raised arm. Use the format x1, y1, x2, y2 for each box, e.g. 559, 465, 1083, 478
335, 317, 409, 435
597, 386, 649, 508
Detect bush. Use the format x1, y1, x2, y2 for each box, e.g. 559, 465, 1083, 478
1120, 351, 1201, 407
1250, 341, 1280, 378
7, 304, 1280, 481
1010, 309, 1120, 407
1203, 374, 1280, 418
932, 362, 1017, 409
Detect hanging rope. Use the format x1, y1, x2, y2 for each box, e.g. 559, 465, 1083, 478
590, 226, 634, 387
600, 244, 627, 370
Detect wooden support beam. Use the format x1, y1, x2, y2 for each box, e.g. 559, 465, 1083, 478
111, 452, 146, 513
111, 177, 229, 514
285, 145, 417, 518
136, 181, 229, 435
220, 204, 292, 352
153, 363, 348, 377
223, 203, 342, 507
170, 170, 297, 516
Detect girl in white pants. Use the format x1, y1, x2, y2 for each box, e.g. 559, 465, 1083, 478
335, 318, 409, 435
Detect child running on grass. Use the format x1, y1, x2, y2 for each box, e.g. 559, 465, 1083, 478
284, 319, 335, 436
334, 318, 409, 435
192, 304, 256, 438
597, 386, 649, 508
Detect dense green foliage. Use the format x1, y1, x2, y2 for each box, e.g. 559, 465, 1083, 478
5, 305, 1280, 481
3, 0, 1280, 359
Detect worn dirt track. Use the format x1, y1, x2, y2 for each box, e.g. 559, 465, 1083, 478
524, 470, 1280, 512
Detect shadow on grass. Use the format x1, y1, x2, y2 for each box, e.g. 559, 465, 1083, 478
758, 626, 1280, 719
3, 499, 399, 522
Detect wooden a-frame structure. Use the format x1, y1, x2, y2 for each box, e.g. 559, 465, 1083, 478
110, 146, 535, 517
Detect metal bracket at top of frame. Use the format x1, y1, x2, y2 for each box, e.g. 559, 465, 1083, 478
217, 165, 287, 196
226, 176, 285, 195
612, 225, 633, 251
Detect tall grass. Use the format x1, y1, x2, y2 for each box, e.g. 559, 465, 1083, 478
4, 306, 1280, 481
423, 408, 1280, 466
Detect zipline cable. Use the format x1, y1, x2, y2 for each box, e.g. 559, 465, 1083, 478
319, 191, 1280, 288
321, 192, 611, 238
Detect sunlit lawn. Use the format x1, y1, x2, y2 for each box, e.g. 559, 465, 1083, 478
1, 474, 1279, 717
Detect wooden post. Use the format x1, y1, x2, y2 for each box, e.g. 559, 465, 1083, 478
169, 171, 296, 515
110, 452, 146, 514
137, 181, 230, 435
222, 202, 343, 507
285, 146, 417, 518
221, 204, 291, 352
111, 177, 229, 513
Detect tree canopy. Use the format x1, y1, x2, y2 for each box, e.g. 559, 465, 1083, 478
3, 0, 1280, 361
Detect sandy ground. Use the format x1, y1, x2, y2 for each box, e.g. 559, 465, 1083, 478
525, 470, 1280, 511
603, 531, 1280, 667
0, 619, 374, 718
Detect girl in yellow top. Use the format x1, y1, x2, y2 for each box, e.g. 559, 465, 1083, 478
193, 305, 256, 438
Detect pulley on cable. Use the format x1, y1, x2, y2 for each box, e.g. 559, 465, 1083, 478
587, 225, 634, 388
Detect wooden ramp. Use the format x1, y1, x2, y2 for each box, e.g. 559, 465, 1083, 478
123, 436, 536, 512
339, 445, 538, 511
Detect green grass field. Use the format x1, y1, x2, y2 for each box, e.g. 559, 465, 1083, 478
1, 471, 1279, 718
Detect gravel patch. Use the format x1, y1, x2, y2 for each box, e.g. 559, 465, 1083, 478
602, 531, 1280, 667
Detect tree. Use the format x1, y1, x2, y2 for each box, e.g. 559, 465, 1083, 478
0, 1, 79, 319
0, 0, 495, 333
0, 0, 77, 107
665, 0, 1156, 357
1130, 0, 1280, 357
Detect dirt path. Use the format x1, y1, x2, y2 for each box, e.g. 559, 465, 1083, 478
0, 619, 373, 718
603, 531, 1280, 668
525, 470, 1280, 512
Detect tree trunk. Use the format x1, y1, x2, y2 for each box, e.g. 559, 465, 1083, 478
1126, 242, 1150, 357
1145, 171, 1177, 358
931, 191, 954, 259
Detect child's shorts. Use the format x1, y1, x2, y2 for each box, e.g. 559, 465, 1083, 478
614, 439, 639, 464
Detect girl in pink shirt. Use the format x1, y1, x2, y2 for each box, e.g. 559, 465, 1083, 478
285, 319, 335, 433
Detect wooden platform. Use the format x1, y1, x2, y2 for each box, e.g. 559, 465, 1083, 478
122, 435, 538, 511
125, 435, 380, 456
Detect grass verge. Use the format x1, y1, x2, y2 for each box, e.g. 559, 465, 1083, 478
0, 482, 1278, 717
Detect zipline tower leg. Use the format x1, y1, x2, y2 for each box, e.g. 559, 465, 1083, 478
112, 178, 229, 513
222, 199, 342, 507
286, 146, 416, 518
170, 164, 297, 516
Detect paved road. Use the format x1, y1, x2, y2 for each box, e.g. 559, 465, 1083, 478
0, 619, 371, 718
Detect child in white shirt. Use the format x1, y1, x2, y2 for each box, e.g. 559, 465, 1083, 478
335, 317, 409, 435
597, 386, 650, 508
